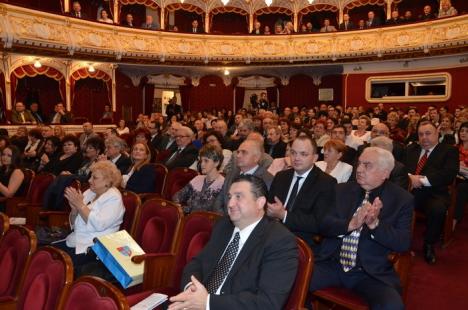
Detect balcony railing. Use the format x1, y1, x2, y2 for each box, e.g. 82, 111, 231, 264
0, 3, 467, 64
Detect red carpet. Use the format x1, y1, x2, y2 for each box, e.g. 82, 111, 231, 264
407, 216, 468, 309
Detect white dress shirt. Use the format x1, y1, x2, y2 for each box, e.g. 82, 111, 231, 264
283, 167, 313, 222
415, 145, 436, 187
66, 187, 125, 254
315, 161, 352, 184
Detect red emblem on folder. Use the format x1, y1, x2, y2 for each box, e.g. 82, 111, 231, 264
117, 246, 132, 257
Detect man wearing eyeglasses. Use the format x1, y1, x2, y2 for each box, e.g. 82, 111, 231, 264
163, 126, 198, 170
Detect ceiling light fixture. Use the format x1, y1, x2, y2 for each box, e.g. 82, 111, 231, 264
222, 0, 229, 6
265, 0, 273, 7
224, 69, 230, 76
88, 64, 95, 73
308, 0, 315, 4
33, 60, 42, 68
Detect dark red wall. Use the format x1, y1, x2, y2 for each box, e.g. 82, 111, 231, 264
211, 12, 249, 34
72, 78, 110, 123
182, 75, 234, 112
344, 66, 468, 113
278, 74, 343, 108
115, 70, 144, 122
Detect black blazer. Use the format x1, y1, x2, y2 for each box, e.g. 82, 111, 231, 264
181, 216, 298, 310
366, 18, 382, 28
403, 143, 459, 197
125, 164, 156, 194
268, 166, 336, 248
164, 144, 198, 170
265, 140, 287, 159
339, 21, 355, 31
114, 154, 132, 175
318, 181, 414, 289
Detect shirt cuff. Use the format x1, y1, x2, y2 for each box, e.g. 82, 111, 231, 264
183, 282, 192, 291
206, 294, 210, 310
420, 176, 431, 187
282, 211, 288, 223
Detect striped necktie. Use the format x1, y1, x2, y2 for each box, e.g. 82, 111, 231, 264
415, 150, 429, 175
340, 191, 370, 272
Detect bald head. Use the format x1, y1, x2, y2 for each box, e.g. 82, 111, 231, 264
371, 123, 390, 139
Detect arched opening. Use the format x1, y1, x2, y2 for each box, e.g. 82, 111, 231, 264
210, 7, 249, 34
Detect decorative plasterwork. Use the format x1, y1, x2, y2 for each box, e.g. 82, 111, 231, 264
147, 74, 187, 87
237, 75, 276, 88
2, 4, 466, 64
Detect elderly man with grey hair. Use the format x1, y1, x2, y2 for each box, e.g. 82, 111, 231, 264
163, 125, 198, 170
370, 136, 408, 189
230, 119, 255, 150
310, 147, 414, 310
99, 136, 132, 174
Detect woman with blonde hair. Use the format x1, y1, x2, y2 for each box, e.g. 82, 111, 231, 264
121, 142, 156, 193
438, 0, 458, 18
315, 139, 352, 183
57, 160, 124, 275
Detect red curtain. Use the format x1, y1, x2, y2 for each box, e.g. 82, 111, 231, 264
11, 64, 65, 108
144, 83, 154, 114
173, 7, 204, 33
120, 0, 158, 10
0, 72, 6, 123
72, 78, 110, 123
179, 85, 192, 112
279, 75, 316, 108
211, 12, 249, 34
266, 87, 278, 107
187, 75, 234, 112
5, 0, 62, 13
234, 86, 245, 112
15, 75, 62, 119
115, 69, 144, 122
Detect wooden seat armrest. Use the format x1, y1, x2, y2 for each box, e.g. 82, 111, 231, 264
39, 211, 70, 228
0, 298, 18, 310
131, 253, 177, 291
23, 202, 44, 226
138, 193, 162, 203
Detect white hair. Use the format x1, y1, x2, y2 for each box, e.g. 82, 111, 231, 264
370, 136, 393, 152
362, 146, 395, 173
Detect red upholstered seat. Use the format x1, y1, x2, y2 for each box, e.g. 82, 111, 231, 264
313, 287, 368, 310
120, 190, 141, 234
19, 173, 55, 226
284, 237, 314, 310
5, 169, 35, 218
0, 212, 9, 240
163, 167, 198, 200
59, 276, 129, 310
127, 211, 221, 304
0, 225, 37, 298
14, 246, 74, 310
152, 163, 168, 195
132, 198, 183, 254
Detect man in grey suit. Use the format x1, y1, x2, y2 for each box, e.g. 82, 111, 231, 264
140, 15, 159, 30
213, 138, 274, 213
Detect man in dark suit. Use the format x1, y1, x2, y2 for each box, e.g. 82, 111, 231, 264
165, 97, 182, 121
310, 147, 414, 310
265, 127, 287, 159
267, 135, 336, 249
386, 10, 402, 25
339, 14, 355, 31
157, 122, 180, 152
169, 175, 298, 310
366, 11, 382, 28
214, 138, 274, 213
404, 121, 459, 264
419, 5, 436, 21
29, 102, 46, 124
122, 13, 134, 27
103, 136, 132, 174
50, 102, 72, 124
190, 19, 204, 34
163, 126, 199, 170
69, 1, 87, 19
250, 21, 262, 35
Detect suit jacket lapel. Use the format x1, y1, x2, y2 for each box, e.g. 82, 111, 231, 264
293, 166, 318, 205
345, 184, 362, 219
277, 169, 294, 203
223, 217, 268, 285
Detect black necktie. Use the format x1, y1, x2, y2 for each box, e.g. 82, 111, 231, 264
166, 148, 181, 165
206, 232, 240, 294
286, 176, 302, 212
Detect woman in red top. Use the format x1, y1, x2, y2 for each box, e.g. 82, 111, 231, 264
454, 122, 468, 228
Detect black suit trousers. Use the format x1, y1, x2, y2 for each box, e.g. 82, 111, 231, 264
413, 189, 449, 244
310, 260, 404, 310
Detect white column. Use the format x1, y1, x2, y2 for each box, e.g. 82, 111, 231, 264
160, 6, 165, 30
386, 0, 393, 20
205, 12, 210, 33
249, 13, 254, 33
113, 0, 120, 24
64, 0, 70, 13
293, 12, 298, 32
65, 61, 71, 111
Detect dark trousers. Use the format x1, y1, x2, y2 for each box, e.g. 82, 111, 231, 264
310, 260, 404, 310
413, 190, 449, 244
455, 180, 468, 221
53, 240, 97, 277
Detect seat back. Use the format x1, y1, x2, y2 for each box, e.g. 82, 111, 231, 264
19, 169, 35, 197
171, 211, 221, 288
59, 276, 129, 310
151, 163, 168, 195
29, 173, 55, 203
0, 225, 37, 298
120, 190, 141, 234
163, 168, 198, 200
284, 237, 314, 310
5, 169, 36, 217
133, 199, 183, 254
17, 246, 74, 310
0, 212, 9, 240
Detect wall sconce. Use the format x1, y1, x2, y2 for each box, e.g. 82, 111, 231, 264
224, 69, 230, 76
265, 0, 273, 7
33, 59, 42, 68
88, 64, 95, 73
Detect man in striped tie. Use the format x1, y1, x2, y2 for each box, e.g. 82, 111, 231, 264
310, 147, 414, 310
404, 120, 459, 264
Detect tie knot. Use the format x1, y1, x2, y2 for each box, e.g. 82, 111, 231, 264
233, 232, 240, 242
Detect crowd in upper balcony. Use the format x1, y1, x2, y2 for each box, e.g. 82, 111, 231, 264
61, 0, 461, 35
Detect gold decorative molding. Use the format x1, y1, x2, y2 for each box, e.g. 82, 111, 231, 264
0, 4, 467, 64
